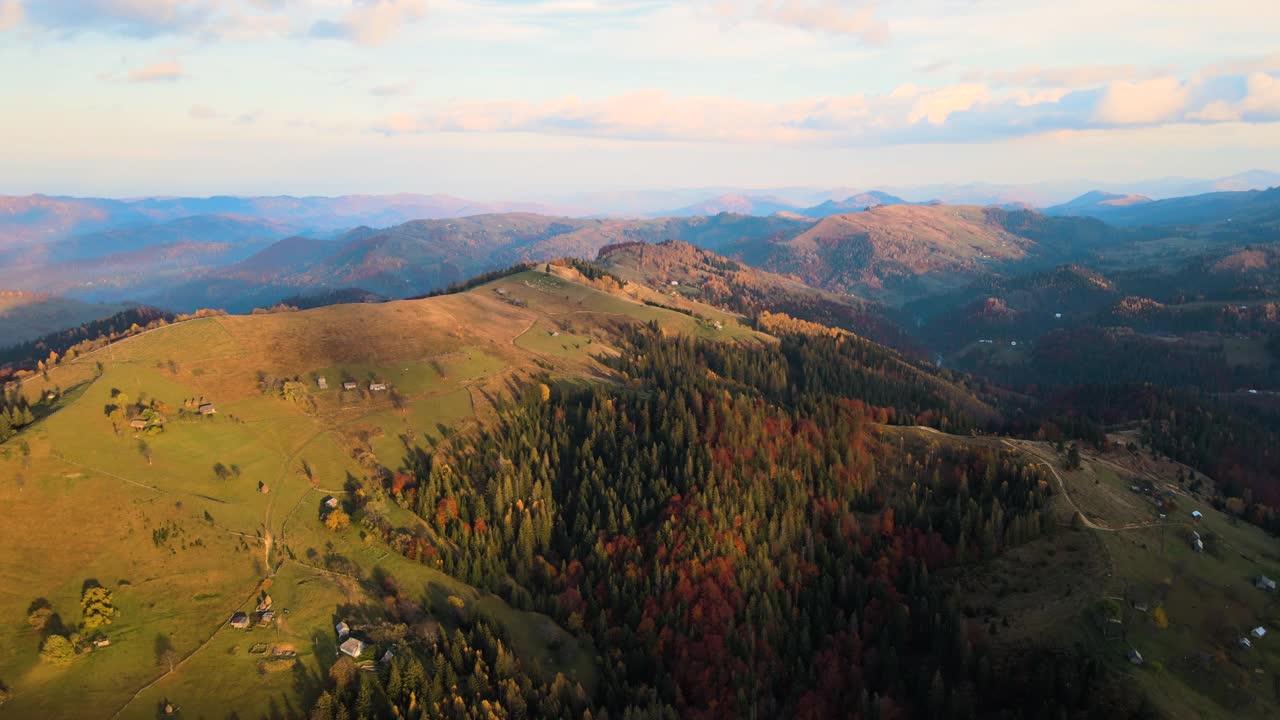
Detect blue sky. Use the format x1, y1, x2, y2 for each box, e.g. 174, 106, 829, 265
1, 0, 1278, 198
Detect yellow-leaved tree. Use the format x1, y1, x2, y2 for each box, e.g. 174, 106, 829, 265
1152, 604, 1169, 629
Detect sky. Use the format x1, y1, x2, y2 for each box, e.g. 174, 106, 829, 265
1, 0, 1279, 199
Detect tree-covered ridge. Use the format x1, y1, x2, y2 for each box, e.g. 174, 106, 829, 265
0, 305, 173, 379
598, 240, 915, 351
311, 325, 1150, 719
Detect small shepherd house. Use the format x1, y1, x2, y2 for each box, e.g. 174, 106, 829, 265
198, 402, 216, 416
369, 382, 388, 392
343, 381, 358, 391
229, 612, 250, 630
1252, 626, 1267, 639
324, 497, 340, 509
335, 621, 350, 638
1257, 575, 1277, 592
130, 418, 148, 430
340, 637, 365, 658
317, 376, 328, 389
1127, 648, 1143, 665
1191, 510, 1203, 519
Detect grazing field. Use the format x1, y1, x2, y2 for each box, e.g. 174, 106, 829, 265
893, 427, 1280, 720
0, 266, 747, 717
1014, 438, 1280, 720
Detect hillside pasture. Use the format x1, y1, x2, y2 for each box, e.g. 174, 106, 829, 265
1, 268, 762, 717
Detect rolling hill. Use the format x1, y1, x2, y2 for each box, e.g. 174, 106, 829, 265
1046, 186, 1280, 227
658, 190, 910, 219
1044, 191, 1152, 217
659, 194, 801, 217
1, 253, 1277, 720
5, 214, 298, 265
0, 292, 132, 348
134, 213, 813, 312
0, 195, 148, 249
794, 190, 910, 217
905, 264, 1124, 352
596, 239, 917, 351
705, 204, 1038, 304
0, 193, 575, 248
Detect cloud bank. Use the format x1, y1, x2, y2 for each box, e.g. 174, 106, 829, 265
1, 0, 425, 45
369, 59, 1280, 146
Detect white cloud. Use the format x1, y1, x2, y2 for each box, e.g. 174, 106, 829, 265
1240, 72, 1280, 118
0, 0, 22, 32
981, 64, 1152, 89
127, 59, 184, 82
311, 0, 427, 46
706, 0, 887, 43
371, 80, 415, 96
1, 0, 306, 39
906, 83, 989, 125
189, 103, 220, 118
1093, 77, 1188, 125
370, 64, 1280, 146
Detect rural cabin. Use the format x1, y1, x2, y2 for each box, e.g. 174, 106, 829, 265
369, 382, 388, 392
259, 610, 275, 625
316, 376, 328, 389
1126, 648, 1143, 665
324, 497, 340, 509
1240, 637, 1253, 649
130, 418, 148, 430
339, 637, 365, 658
1257, 575, 1277, 592
198, 402, 216, 416
1252, 626, 1267, 639
228, 612, 250, 630
1190, 531, 1204, 552
342, 381, 358, 391
1191, 510, 1203, 519
335, 621, 350, 638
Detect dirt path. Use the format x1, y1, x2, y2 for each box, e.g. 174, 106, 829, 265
909, 427, 1175, 534
107, 580, 264, 720
998, 438, 1107, 530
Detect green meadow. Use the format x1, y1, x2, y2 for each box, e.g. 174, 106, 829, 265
0, 271, 758, 717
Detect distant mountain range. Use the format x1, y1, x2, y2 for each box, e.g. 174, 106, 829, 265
0, 193, 575, 251
3, 178, 1280, 344
559, 170, 1280, 214
1046, 186, 1280, 226
4, 169, 1273, 241
658, 191, 909, 218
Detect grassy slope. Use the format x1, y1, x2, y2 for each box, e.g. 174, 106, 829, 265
1055, 441, 1280, 720
887, 426, 1279, 719
0, 266, 759, 719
